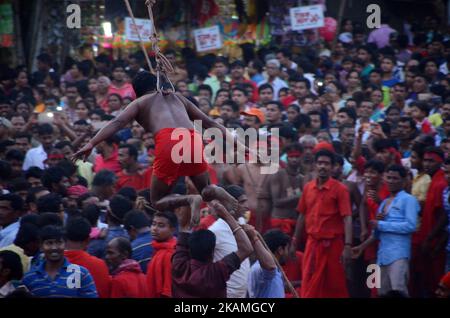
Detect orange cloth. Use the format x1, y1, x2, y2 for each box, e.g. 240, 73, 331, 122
297, 178, 352, 240
270, 218, 297, 237
301, 237, 349, 298
116, 167, 153, 191
153, 128, 208, 186
146, 238, 177, 298
110, 259, 150, 298
64, 250, 111, 298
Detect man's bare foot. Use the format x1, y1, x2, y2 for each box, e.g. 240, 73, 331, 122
201, 185, 238, 215
187, 195, 203, 227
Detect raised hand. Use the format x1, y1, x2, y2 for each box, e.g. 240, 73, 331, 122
71, 142, 94, 163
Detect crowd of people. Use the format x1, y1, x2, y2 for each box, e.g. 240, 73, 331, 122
1, 14, 450, 298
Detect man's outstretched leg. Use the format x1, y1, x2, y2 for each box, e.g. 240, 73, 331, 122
150, 175, 175, 208
155, 194, 203, 227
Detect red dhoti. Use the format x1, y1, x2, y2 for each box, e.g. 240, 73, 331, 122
153, 128, 208, 186
301, 236, 349, 298
270, 218, 297, 236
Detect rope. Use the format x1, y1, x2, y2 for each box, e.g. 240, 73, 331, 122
256, 232, 300, 298
123, 0, 154, 73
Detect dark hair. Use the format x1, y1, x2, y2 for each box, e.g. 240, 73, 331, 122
153, 211, 177, 228
386, 164, 407, 178
250, 59, 264, 73
266, 101, 284, 112
14, 222, 39, 248
258, 83, 274, 93
37, 212, 63, 228
56, 160, 77, 178
132, 71, 157, 98
292, 76, 311, 89
5, 149, 24, 162
36, 193, 62, 214
424, 146, 445, 161
123, 210, 151, 231
385, 106, 401, 115
14, 132, 31, 143
230, 60, 245, 69
223, 185, 245, 200
37, 123, 54, 136
198, 84, 213, 96
112, 237, 132, 259
119, 144, 138, 160
25, 167, 43, 180
222, 100, 240, 113
338, 107, 357, 124
117, 187, 138, 202
398, 116, 416, 130
8, 178, 30, 194
0, 193, 24, 211
81, 204, 100, 227
0, 250, 23, 281
188, 229, 216, 262
373, 139, 396, 152
55, 141, 73, 151
232, 86, 248, 97
0, 160, 12, 181
263, 229, 290, 253
410, 101, 431, 116
65, 217, 91, 242
41, 167, 65, 190
92, 169, 117, 187
39, 225, 65, 243
364, 160, 385, 174
315, 149, 336, 164
109, 195, 133, 224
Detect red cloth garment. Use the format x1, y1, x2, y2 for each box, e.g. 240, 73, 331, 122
282, 251, 304, 298
280, 95, 297, 108
94, 148, 121, 173
194, 0, 219, 25
248, 210, 271, 234
270, 218, 297, 236
146, 238, 177, 298
301, 237, 349, 298
197, 214, 217, 231
297, 178, 352, 240
230, 79, 259, 103
153, 128, 208, 186
116, 167, 153, 191
411, 169, 447, 296
207, 164, 218, 185
64, 250, 111, 298
110, 259, 150, 298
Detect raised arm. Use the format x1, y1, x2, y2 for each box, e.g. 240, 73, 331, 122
210, 200, 253, 262
71, 98, 141, 161
243, 224, 276, 271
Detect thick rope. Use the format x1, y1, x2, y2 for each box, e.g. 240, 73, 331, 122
256, 232, 300, 298
123, 0, 154, 73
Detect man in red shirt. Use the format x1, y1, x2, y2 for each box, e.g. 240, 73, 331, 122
229, 61, 258, 103
94, 135, 121, 174
146, 211, 177, 298
108, 63, 136, 100
411, 147, 448, 297
64, 217, 111, 298
105, 237, 150, 298
292, 149, 353, 298
116, 144, 152, 191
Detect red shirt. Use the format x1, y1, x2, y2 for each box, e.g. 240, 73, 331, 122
108, 82, 136, 100
146, 238, 177, 298
415, 169, 447, 244
94, 148, 121, 174
297, 178, 352, 239
110, 259, 150, 298
116, 167, 153, 191
281, 95, 297, 108
64, 250, 111, 298
366, 183, 390, 221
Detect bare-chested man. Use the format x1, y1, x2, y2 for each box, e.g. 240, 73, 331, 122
258, 143, 304, 236
72, 71, 244, 221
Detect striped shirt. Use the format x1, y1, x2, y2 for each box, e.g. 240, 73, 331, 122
131, 231, 153, 273
22, 258, 98, 298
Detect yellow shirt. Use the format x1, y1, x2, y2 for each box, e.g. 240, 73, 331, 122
429, 113, 442, 128
0, 244, 30, 273
412, 172, 431, 203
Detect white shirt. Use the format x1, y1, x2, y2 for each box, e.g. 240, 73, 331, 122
209, 218, 250, 298
0, 220, 20, 248
259, 77, 288, 101
23, 145, 47, 170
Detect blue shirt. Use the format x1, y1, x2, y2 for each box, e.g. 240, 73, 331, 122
87, 226, 129, 259
0, 220, 20, 248
442, 187, 450, 253
131, 231, 153, 273
22, 258, 98, 298
375, 190, 420, 266
248, 261, 284, 298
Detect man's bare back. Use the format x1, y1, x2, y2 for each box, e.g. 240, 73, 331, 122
133, 92, 194, 134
